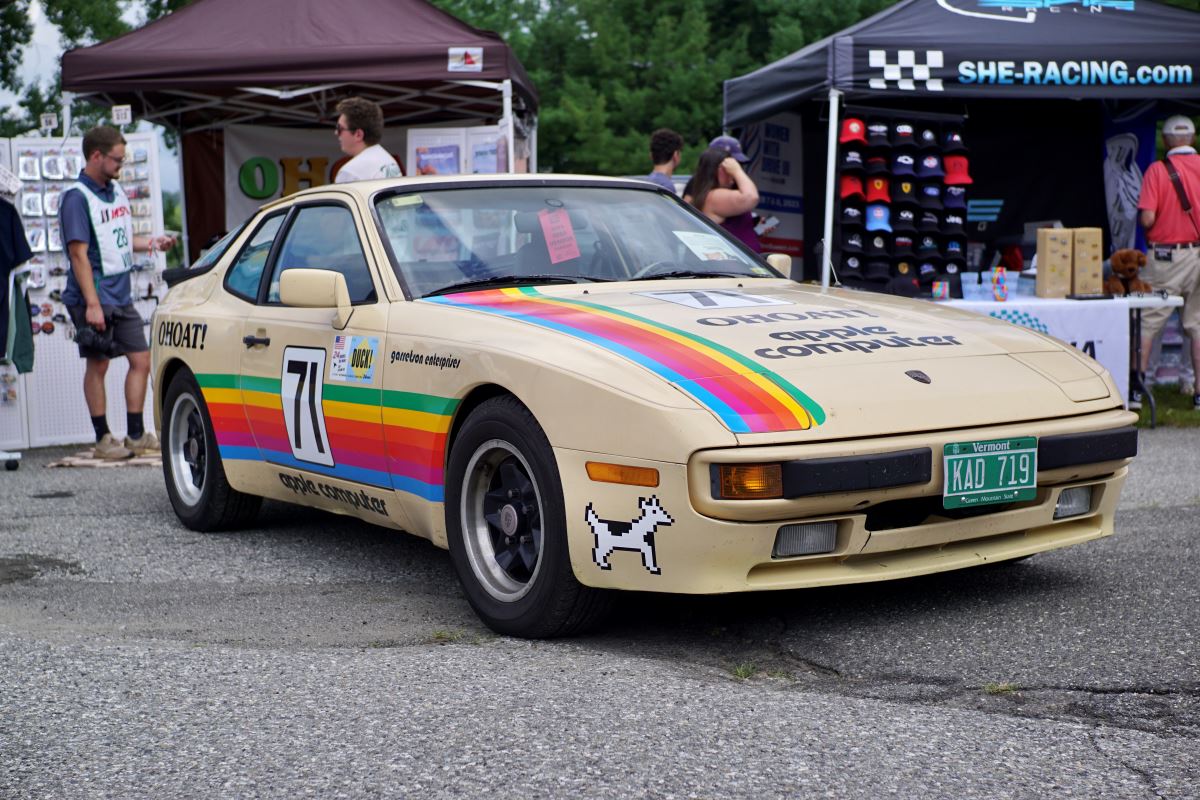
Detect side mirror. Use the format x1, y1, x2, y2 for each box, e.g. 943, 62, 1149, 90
765, 253, 792, 275
280, 268, 352, 329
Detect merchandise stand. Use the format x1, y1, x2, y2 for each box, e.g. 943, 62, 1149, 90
0, 130, 167, 450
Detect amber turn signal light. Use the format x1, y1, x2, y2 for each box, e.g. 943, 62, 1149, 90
717, 463, 784, 499
586, 461, 660, 487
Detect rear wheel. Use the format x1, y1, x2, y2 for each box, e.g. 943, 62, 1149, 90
445, 395, 611, 638
162, 367, 261, 531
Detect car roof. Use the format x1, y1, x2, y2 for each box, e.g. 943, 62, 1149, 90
262, 173, 672, 211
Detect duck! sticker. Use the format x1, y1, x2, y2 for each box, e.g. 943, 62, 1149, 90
330, 335, 378, 384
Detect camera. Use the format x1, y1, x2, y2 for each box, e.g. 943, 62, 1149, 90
74, 322, 121, 357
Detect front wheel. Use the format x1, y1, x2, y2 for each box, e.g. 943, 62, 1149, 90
161, 367, 261, 531
445, 395, 611, 638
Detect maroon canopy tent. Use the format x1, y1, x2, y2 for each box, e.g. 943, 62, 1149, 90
61, 0, 539, 260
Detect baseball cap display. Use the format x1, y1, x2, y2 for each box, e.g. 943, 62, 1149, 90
865, 156, 889, 176
865, 204, 892, 232
866, 121, 890, 148
840, 117, 868, 144
916, 153, 945, 179
942, 129, 968, 153
944, 185, 968, 209
841, 149, 865, 172
944, 155, 973, 185
709, 135, 749, 163
841, 254, 864, 277
942, 213, 966, 235
840, 174, 866, 200
891, 122, 916, 148
893, 180, 918, 206
918, 127, 939, 150
892, 152, 916, 176
865, 260, 891, 282
893, 207, 918, 232
842, 231, 864, 253
919, 183, 943, 209
866, 176, 891, 203
892, 234, 915, 257
842, 204, 865, 227
867, 233, 890, 257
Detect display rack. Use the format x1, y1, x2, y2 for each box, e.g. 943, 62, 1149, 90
0, 130, 166, 449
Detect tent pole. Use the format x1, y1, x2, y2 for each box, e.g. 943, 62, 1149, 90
502, 79, 516, 173
174, 120, 190, 267
821, 88, 842, 292
62, 92, 74, 136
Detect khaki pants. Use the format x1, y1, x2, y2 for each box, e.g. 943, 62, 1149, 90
1140, 246, 1200, 340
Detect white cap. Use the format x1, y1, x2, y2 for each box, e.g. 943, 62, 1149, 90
1163, 115, 1196, 136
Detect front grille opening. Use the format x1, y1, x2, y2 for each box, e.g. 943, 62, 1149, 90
863, 496, 1018, 532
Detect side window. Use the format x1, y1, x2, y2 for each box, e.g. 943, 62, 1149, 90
268, 205, 377, 304
224, 213, 285, 301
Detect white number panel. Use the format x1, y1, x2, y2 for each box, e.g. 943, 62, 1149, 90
280, 347, 334, 467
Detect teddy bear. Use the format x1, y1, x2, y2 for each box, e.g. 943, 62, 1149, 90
1104, 248, 1153, 296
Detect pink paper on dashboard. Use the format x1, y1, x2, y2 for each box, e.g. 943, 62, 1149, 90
538, 208, 581, 265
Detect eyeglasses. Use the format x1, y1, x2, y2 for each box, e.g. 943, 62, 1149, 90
103, 153, 127, 166
334, 124, 352, 135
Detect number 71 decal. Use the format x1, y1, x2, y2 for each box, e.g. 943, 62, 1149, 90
281, 347, 334, 467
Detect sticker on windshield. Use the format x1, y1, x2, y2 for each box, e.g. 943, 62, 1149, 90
539, 208, 581, 264
330, 335, 379, 384
672, 231, 741, 261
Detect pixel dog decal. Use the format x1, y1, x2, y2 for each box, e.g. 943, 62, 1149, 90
586, 495, 674, 575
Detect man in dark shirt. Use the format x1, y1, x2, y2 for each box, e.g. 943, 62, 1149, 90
60, 126, 175, 459
645, 129, 682, 195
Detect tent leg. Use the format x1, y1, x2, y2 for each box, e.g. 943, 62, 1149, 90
502, 79, 516, 174
175, 122, 190, 267
821, 88, 842, 292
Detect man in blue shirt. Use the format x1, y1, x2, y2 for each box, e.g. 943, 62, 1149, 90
645, 129, 682, 195
60, 126, 175, 459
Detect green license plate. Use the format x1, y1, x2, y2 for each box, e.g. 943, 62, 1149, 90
943, 437, 1037, 509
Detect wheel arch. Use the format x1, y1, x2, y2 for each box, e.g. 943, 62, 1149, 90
155, 357, 192, 430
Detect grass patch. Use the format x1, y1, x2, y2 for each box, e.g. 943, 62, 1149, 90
1136, 384, 1200, 428
730, 663, 759, 681
983, 681, 1019, 695
428, 629, 466, 644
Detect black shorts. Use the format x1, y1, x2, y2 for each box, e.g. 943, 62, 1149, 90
67, 304, 149, 360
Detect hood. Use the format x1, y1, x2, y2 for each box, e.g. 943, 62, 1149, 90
425, 280, 1117, 441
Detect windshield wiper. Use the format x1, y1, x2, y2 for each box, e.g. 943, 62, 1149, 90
629, 270, 754, 281
426, 274, 610, 297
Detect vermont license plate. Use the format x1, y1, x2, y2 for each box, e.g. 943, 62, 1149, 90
943, 437, 1037, 509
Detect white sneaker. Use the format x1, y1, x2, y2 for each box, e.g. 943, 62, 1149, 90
123, 432, 160, 455
94, 433, 133, 460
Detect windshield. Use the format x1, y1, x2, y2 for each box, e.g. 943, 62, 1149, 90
372, 185, 779, 297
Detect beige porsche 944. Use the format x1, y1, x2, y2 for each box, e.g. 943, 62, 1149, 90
152, 175, 1136, 637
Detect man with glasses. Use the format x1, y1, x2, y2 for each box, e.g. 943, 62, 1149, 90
333, 97, 402, 183
60, 125, 175, 459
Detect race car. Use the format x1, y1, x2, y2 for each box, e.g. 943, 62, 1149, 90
152, 175, 1137, 637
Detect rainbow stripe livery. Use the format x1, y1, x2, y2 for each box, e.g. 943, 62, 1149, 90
196, 373, 457, 502
425, 287, 825, 434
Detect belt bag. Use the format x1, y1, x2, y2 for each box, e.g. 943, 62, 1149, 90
1163, 155, 1200, 241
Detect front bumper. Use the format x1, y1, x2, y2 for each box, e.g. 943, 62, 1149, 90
560, 408, 1134, 593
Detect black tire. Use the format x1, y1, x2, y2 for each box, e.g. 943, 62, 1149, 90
161, 367, 261, 531
445, 395, 612, 638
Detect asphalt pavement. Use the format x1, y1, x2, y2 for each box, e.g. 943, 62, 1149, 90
1, 428, 1197, 799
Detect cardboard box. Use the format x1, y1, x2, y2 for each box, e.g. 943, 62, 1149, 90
1036, 227, 1073, 298
1072, 227, 1104, 295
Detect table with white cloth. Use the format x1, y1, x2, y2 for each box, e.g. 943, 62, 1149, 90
943, 294, 1183, 423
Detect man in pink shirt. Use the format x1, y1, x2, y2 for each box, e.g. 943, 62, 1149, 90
1137, 114, 1200, 410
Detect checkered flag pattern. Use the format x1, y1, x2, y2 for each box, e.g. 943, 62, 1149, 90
868, 50, 945, 92
989, 309, 1050, 335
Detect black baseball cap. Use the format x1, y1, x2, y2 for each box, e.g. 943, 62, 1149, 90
919, 211, 941, 233
891, 122, 916, 149
893, 180, 919, 207
919, 183, 943, 210
867, 233, 890, 257
918, 126, 939, 151
892, 207, 918, 232
841, 148, 865, 172
892, 234, 915, 257
866, 121, 890, 148
942, 129, 968, 153
841, 254, 864, 278
865, 259, 891, 282
865, 156, 889, 176
842, 204, 865, 227
842, 230, 864, 254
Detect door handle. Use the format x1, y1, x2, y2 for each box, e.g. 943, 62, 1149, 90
242, 335, 271, 348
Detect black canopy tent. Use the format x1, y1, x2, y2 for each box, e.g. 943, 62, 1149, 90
724, 0, 1200, 285
61, 0, 539, 261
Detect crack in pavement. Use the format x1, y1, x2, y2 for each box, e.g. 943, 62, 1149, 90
1087, 728, 1168, 800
